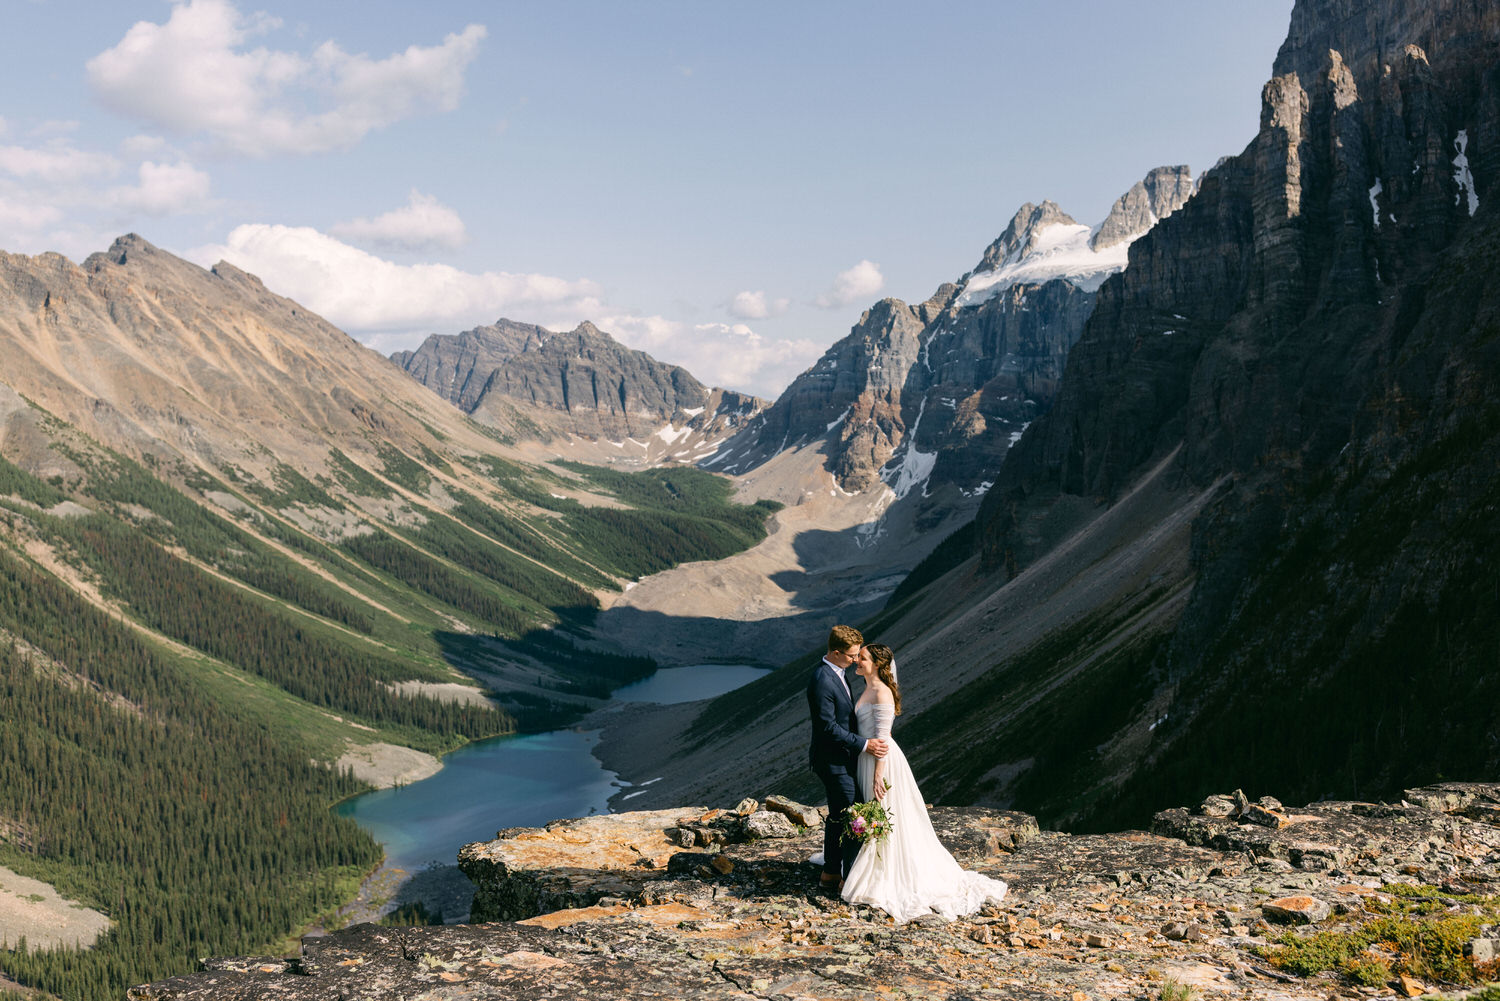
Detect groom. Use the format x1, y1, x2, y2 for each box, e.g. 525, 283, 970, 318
807, 624, 887, 891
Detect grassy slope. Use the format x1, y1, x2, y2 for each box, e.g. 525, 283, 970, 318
0, 412, 779, 1000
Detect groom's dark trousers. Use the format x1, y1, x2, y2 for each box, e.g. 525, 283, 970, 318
807, 661, 864, 879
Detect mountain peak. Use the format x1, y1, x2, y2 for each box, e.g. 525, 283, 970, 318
84, 232, 162, 269
389, 316, 769, 445
955, 166, 1195, 308
1091, 165, 1195, 250
971, 201, 1079, 274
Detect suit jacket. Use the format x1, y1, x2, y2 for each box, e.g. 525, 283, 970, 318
807, 660, 864, 770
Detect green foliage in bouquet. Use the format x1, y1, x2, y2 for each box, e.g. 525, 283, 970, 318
845, 782, 893, 844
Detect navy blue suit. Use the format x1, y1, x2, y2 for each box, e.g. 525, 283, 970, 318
807, 659, 865, 878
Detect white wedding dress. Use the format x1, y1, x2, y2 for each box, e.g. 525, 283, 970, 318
841, 702, 1008, 922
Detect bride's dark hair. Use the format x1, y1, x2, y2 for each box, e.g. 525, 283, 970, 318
865, 643, 902, 715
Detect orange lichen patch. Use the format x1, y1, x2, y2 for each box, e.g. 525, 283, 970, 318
490, 951, 569, 971
1268, 895, 1317, 909
519, 904, 634, 929
621, 903, 714, 928
866, 972, 964, 995
470, 809, 697, 875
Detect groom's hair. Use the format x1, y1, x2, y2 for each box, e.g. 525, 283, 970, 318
827, 624, 863, 653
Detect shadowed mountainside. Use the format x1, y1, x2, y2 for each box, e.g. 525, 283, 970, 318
598, 0, 1500, 834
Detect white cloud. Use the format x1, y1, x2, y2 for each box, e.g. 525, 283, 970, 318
329, 189, 467, 251
109, 161, 212, 216
186, 222, 815, 397
120, 134, 170, 158
0, 196, 63, 233
728, 289, 790, 320
0, 143, 118, 181
192, 224, 603, 335
87, 0, 486, 155
597, 314, 820, 398
0, 133, 213, 253
815, 259, 885, 308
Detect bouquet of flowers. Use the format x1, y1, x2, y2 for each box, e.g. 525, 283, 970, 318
844, 781, 893, 845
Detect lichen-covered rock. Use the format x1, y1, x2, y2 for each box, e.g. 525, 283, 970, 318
744, 809, 799, 839
1261, 895, 1332, 924
457, 808, 702, 922
134, 784, 1500, 1001
1151, 785, 1500, 880
1200, 794, 1238, 817
763, 794, 823, 828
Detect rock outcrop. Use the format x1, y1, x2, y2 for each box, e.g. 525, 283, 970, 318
131, 782, 1500, 1000
393, 318, 765, 452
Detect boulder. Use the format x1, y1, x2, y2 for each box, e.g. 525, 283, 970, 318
763, 794, 822, 828
1262, 896, 1331, 925
1240, 803, 1292, 829
743, 810, 798, 839
1397, 974, 1426, 997
1199, 794, 1237, 818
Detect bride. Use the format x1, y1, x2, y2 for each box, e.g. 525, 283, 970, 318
841, 643, 1008, 922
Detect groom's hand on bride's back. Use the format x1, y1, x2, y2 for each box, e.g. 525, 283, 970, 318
864, 738, 889, 758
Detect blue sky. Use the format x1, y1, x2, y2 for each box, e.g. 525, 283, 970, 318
0, 0, 1294, 397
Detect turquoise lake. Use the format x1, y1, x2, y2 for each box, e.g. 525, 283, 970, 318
334, 663, 769, 877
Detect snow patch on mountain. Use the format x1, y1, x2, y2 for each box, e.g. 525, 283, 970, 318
1454, 130, 1480, 217
881, 398, 936, 500
955, 222, 1131, 307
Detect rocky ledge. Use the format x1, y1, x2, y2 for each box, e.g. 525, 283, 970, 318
132, 783, 1500, 1000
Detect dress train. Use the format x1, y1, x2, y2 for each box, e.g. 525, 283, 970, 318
840, 702, 1007, 922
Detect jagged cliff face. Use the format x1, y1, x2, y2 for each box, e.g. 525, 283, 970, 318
393, 319, 764, 456
610, 0, 1500, 834
711, 166, 1195, 502
959, 0, 1500, 822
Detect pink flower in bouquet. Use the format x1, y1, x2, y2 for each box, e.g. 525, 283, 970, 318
851, 816, 868, 835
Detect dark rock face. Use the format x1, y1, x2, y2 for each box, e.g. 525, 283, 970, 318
973, 0, 1500, 826
393, 319, 764, 442
132, 783, 1500, 1000
712, 167, 1195, 498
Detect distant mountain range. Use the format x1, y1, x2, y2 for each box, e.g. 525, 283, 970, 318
710, 165, 1195, 500
392, 318, 764, 463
